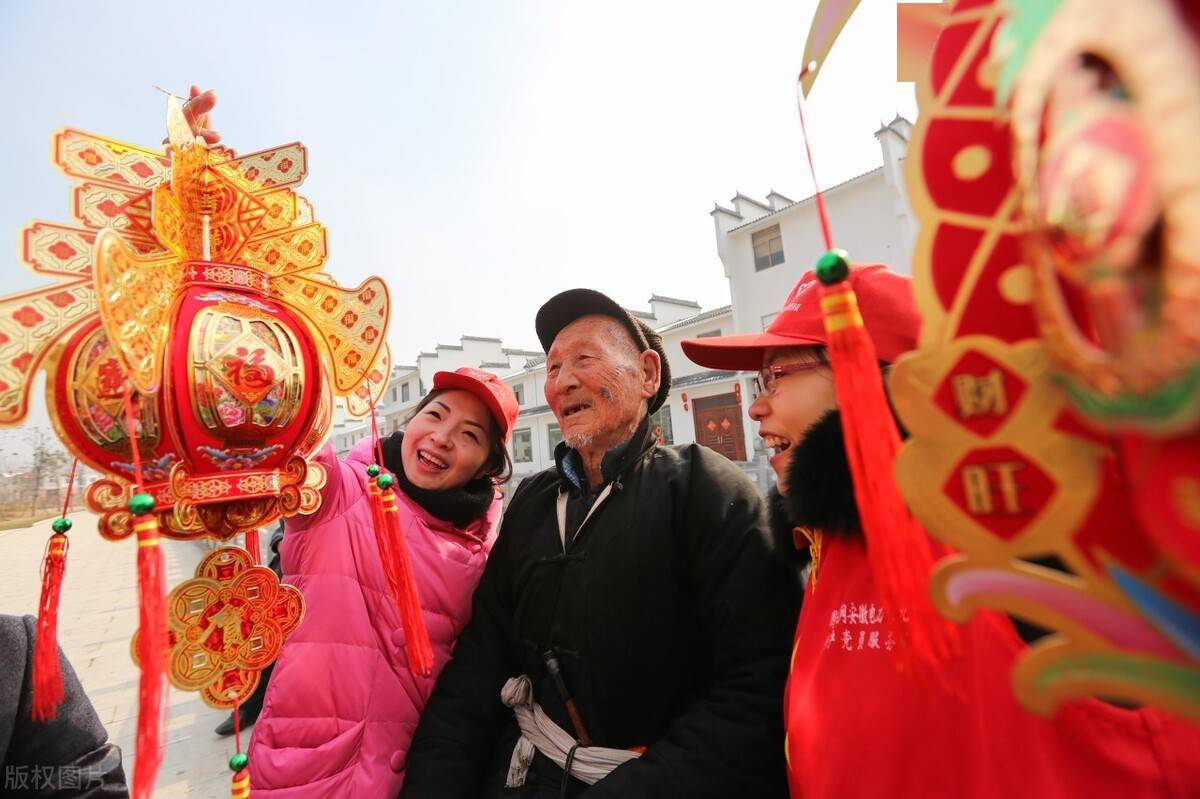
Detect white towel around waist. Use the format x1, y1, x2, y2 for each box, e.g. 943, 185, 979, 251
501, 675, 642, 787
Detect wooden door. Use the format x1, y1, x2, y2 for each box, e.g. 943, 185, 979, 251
692, 393, 747, 461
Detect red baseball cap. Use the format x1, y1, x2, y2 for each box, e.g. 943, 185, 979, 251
682, 264, 918, 370
431, 368, 520, 442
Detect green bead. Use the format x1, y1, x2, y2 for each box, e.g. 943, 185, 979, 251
128, 492, 156, 516
366, 464, 380, 478
814, 249, 851, 285
228, 752, 248, 772
376, 473, 395, 491
52, 517, 72, 534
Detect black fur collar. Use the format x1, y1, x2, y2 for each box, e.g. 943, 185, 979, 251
781, 408, 861, 536
765, 409, 862, 574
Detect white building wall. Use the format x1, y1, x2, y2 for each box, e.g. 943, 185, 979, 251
659, 323, 726, 379
876, 118, 918, 263
713, 118, 914, 343
647, 296, 701, 326
716, 169, 910, 340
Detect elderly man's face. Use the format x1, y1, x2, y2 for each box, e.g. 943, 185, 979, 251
545, 315, 658, 452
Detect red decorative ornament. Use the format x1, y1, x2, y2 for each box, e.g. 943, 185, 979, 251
163, 268, 325, 537
0, 96, 392, 797
878, 0, 1200, 719
133, 546, 303, 709
801, 0, 1200, 719
89, 97, 391, 538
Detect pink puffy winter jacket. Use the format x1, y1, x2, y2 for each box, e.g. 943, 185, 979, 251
248, 438, 501, 797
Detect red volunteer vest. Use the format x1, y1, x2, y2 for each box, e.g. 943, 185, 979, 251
784, 533, 1200, 798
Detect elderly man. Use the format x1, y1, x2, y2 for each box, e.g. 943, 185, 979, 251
401, 289, 797, 798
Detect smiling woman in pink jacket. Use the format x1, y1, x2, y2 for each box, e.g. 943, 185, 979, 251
248, 368, 519, 797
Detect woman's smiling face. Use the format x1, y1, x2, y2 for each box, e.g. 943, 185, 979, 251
400, 389, 493, 491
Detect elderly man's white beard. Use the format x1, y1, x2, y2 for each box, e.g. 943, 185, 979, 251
563, 431, 596, 450
564, 415, 643, 453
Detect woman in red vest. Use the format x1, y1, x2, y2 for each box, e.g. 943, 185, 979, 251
683, 264, 1200, 798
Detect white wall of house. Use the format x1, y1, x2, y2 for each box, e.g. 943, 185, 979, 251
414, 338, 542, 400
712, 117, 915, 340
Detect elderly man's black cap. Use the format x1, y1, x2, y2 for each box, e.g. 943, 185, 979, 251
535, 288, 672, 414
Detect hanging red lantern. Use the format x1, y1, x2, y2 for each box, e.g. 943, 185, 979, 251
681, 392, 689, 412
0, 98, 390, 797
91, 99, 390, 538
161, 266, 325, 536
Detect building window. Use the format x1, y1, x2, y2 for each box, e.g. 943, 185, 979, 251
402, 382, 411, 403
752, 225, 785, 271
696, 329, 722, 338
650, 406, 673, 445
511, 428, 533, 463
513, 383, 524, 405
420, 379, 427, 396
761, 312, 778, 330
547, 423, 564, 458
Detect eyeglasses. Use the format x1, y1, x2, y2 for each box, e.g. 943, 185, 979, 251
753, 361, 827, 396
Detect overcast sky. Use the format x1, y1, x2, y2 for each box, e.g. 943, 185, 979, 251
0, 0, 915, 454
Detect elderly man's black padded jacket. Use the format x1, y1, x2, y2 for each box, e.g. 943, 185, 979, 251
401, 418, 799, 798
1, 615, 128, 798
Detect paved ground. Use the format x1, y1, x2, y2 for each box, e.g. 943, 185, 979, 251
1, 511, 250, 797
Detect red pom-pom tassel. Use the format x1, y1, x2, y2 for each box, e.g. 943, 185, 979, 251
818, 274, 959, 677
369, 476, 434, 676
31, 532, 69, 721
368, 478, 389, 549
230, 768, 250, 799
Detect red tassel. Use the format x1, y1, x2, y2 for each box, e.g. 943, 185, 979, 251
230, 768, 251, 799
818, 272, 959, 676
368, 478, 389, 546
370, 479, 434, 676
133, 512, 167, 799
31, 531, 69, 721
244, 528, 261, 565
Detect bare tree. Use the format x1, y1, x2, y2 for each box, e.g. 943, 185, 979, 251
23, 428, 70, 516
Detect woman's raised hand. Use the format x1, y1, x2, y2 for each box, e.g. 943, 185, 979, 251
183, 85, 221, 144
